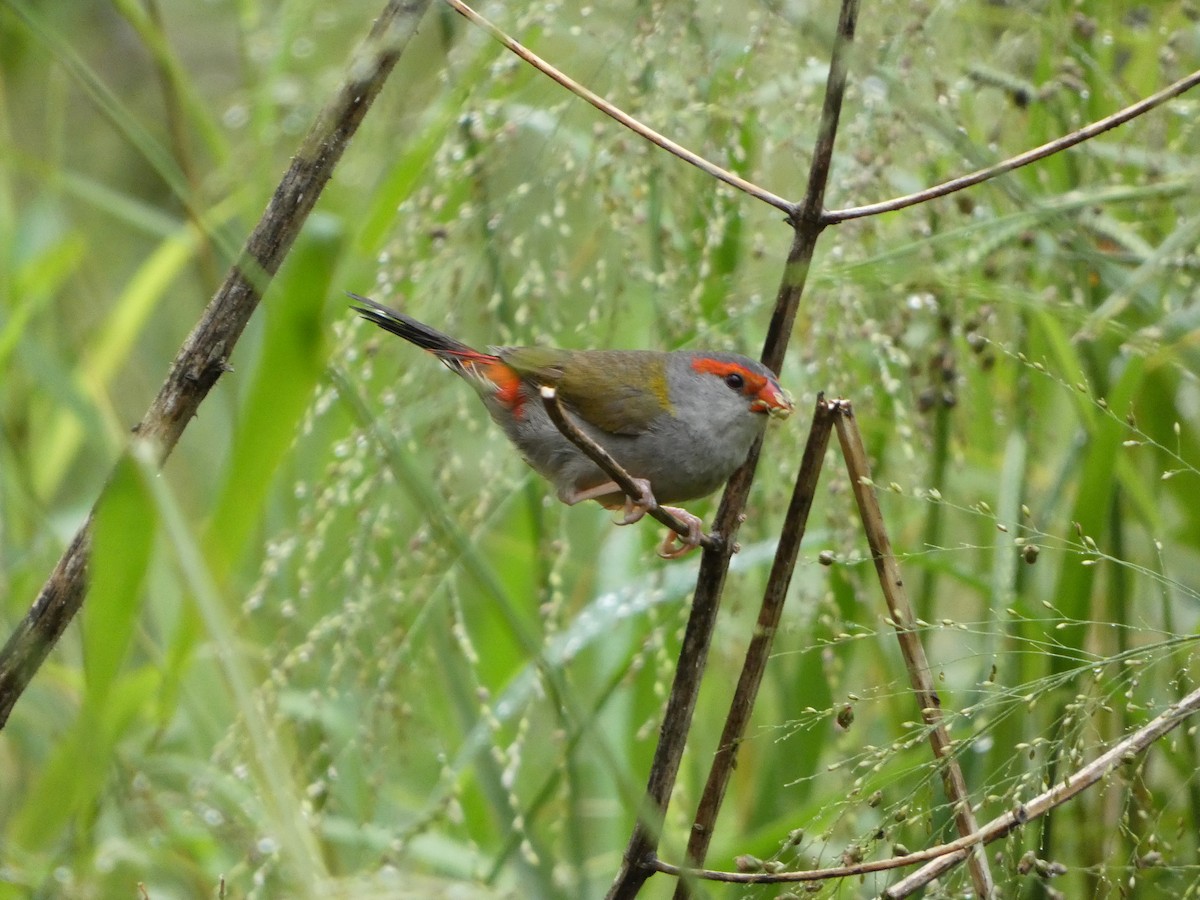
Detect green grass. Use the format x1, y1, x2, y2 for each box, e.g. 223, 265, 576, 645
1, 1, 1199, 897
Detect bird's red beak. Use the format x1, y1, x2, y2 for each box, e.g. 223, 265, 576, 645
751, 381, 794, 419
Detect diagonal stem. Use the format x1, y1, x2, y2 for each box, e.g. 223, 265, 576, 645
0, 0, 433, 729
604, 3, 860, 897
673, 397, 836, 898
833, 403, 995, 899
646, 681, 1200, 886
823, 67, 1200, 223
442, 0, 791, 212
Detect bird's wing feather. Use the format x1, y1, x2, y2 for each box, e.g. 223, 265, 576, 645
501, 348, 672, 435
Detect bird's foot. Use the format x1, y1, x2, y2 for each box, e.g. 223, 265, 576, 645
656, 506, 705, 559
615, 478, 656, 526
565, 480, 704, 559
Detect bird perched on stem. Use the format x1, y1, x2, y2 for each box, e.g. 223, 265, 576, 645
350, 294, 793, 558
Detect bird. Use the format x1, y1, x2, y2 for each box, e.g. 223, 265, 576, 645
350, 293, 793, 558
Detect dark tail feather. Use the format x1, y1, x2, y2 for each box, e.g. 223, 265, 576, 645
348, 292, 479, 360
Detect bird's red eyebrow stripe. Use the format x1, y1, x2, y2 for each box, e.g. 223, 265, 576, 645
690, 357, 768, 394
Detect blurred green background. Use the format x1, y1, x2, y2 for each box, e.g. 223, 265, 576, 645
1, 1, 1199, 897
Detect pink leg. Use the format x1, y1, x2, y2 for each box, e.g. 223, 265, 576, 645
560, 478, 656, 525
561, 482, 705, 559
656, 506, 705, 559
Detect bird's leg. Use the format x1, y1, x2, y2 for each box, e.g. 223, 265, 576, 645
616, 478, 657, 525
656, 506, 705, 559
561, 482, 704, 557
560, 479, 657, 525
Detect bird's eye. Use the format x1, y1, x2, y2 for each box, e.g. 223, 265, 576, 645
723, 372, 745, 391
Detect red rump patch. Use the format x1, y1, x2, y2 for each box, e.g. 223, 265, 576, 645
467, 355, 525, 413
690, 357, 770, 396
486, 361, 524, 410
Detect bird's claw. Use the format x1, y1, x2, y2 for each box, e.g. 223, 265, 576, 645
615, 478, 656, 526
656, 506, 705, 559
606, 483, 705, 560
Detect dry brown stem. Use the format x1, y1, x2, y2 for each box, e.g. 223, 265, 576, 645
604, 2, 860, 897
824, 67, 1200, 223
834, 403, 993, 896
442, 0, 792, 213
673, 397, 836, 898
648, 684, 1200, 889
0, 0, 433, 728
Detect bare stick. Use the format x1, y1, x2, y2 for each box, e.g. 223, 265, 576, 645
654, 839, 971, 884
647, 682, 1200, 886
673, 397, 835, 896
652, 403, 1200, 896
834, 403, 994, 897
0, 0, 432, 729
824, 67, 1200, 223
443, 0, 792, 213
885, 680, 1200, 896
604, 4, 860, 898
537, 386, 721, 554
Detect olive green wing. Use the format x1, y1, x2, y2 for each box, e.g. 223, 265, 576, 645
501, 348, 673, 435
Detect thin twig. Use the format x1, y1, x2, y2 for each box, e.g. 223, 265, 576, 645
883, 681, 1200, 897
649, 681, 1200, 886
0, 0, 433, 728
759, 0, 860, 374
824, 67, 1200, 223
537, 386, 721, 554
674, 396, 835, 897
834, 402, 994, 898
604, 3, 860, 898
442, 0, 792, 213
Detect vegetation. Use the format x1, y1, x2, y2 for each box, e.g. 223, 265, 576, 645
1, 1, 1198, 897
